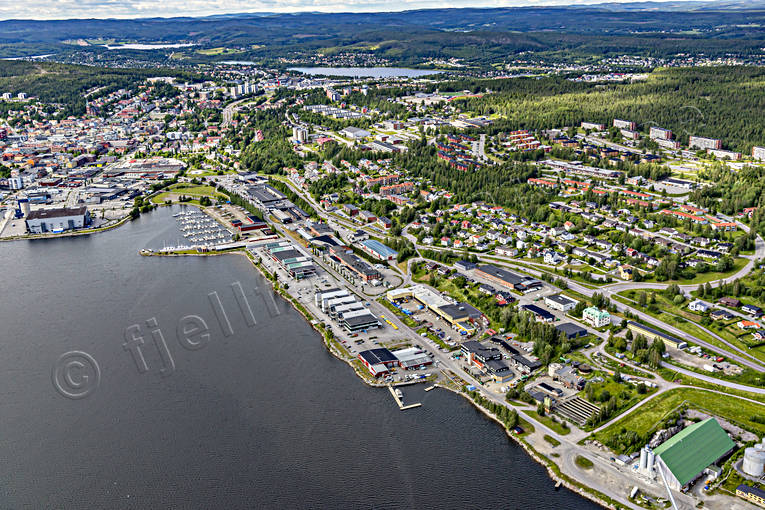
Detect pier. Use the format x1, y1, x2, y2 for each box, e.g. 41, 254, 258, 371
388, 385, 421, 410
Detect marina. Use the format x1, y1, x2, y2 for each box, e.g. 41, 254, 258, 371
163, 209, 234, 250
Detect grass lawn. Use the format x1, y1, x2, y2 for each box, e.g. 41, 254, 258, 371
593, 387, 765, 448
641, 257, 747, 285
150, 183, 227, 205
575, 455, 594, 469
536, 414, 572, 435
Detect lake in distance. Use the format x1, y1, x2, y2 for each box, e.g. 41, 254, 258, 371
289, 67, 442, 78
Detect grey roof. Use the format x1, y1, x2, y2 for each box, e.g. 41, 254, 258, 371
26, 206, 87, 220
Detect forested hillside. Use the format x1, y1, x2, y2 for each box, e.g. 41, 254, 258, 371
0, 61, 201, 116
448, 67, 765, 153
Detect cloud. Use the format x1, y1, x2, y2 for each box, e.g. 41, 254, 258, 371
0, 0, 659, 20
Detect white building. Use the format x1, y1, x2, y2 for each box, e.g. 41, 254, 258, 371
688, 300, 711, 313
582, 306, 610, 328
340, 127, 370, 139
544, 294, 578, 312
25, 206, 91, 234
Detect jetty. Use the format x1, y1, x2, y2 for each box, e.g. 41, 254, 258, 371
388, 385, 421, 410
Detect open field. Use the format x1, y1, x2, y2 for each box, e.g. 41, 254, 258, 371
592, 388, 765, 453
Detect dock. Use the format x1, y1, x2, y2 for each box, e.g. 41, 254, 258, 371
388, 385, 421, 410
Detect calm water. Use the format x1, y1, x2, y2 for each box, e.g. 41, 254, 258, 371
104, 43, 196, 50
0, 205, 600, 509
289, 67, 442, 78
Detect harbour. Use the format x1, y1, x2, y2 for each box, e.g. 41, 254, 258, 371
0, 205, 601, 509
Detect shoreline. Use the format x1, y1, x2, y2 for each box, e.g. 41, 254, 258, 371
157, 246, 621, 509
0, 213, 132, 242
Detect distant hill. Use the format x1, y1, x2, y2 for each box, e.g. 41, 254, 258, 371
1, 3, 764, 64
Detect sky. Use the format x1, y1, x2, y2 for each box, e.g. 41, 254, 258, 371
0, 0, 701, 21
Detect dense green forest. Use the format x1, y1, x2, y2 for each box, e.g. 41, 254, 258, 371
3, 7, 765, 65
445, 67, 765, 153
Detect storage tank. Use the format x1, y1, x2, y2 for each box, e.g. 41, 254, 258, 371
646, 449, 655, 474
639, 446, 648, 471
743, 444, 765, 477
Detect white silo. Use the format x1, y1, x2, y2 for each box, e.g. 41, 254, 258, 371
646, 449, 655, 475
639, 446, 648, 471
742, 443, 765, 477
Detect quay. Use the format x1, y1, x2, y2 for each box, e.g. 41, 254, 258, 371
388, 385, 421, 410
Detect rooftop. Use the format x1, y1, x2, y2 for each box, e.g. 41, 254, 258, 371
653, 418, 735, 487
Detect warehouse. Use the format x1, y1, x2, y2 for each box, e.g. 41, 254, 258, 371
545, 294, 578, 312
651, 418, 735, 491
25, 206, 91, 234
358, 348, 397, 377
329, 250, 381, 282
264, 241, 315, 279
315, 288, 349, 308
475, 264, 543, 292
485, 359, 514, 383
556, 322, 588, 340
627, 321, 688, 350
521, 304, 555, 322
392, 347, 432, 370
388, 285, 479, 334
359, 239, 398, 261
340, 309, 380, 333
461, 340, 502, 369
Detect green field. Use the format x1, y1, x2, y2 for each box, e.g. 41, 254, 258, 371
593, 388, 765, 453
150, 184, 227, 204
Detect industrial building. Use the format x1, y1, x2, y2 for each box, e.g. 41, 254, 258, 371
627, 321, 688, 350
358, 347, 432, 376
263, 241, 316, 279
25, 206, 90, 234
314, 288, 379, 333
359, 239, 398, 261
326, 247, 381, 282
358, 348, 398, 377
475, 264, 543, 292
521, 304, 555, 322
387, 285, 480, 334
650, 418, 735, 491
544, 294, 578, 312
556, 322, 588, 340
391, 347, 432, 370
339, 309, 380, 333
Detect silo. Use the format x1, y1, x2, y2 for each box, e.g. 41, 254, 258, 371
742, 444, 765, 477
639, 446, 648, 471
646, 449, 655, 474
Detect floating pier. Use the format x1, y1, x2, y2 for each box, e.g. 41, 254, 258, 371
388, 385, 421, 410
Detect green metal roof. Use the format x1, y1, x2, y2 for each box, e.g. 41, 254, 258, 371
653, 418, 735, 487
